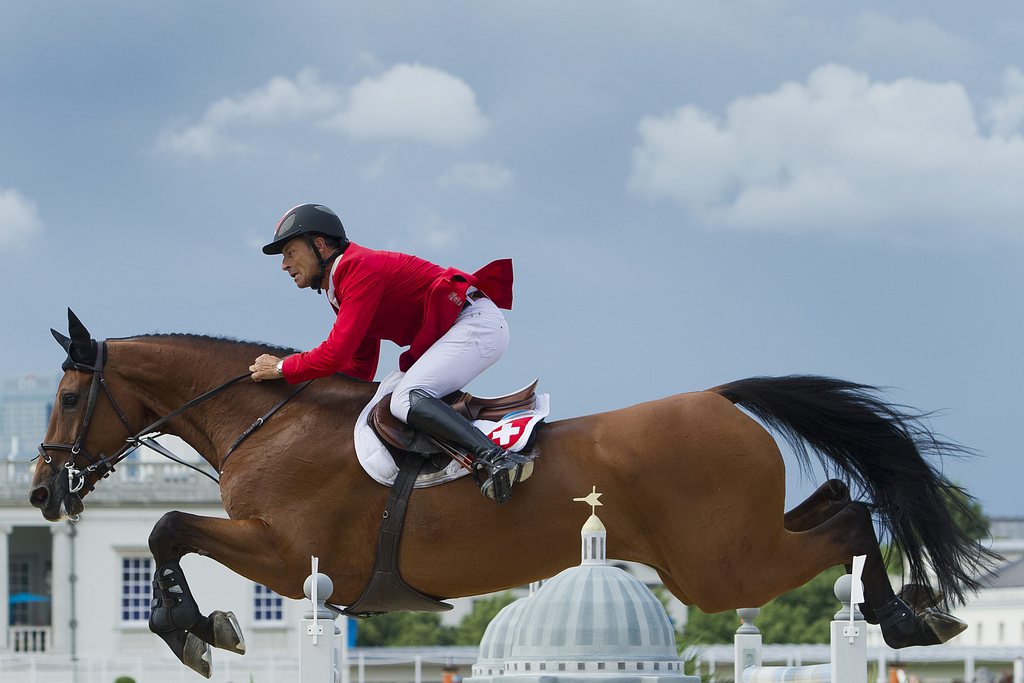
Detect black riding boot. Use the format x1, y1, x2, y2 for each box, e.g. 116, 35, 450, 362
406, 389, 531, 503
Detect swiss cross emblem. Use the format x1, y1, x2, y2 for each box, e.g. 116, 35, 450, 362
488, 417, 533, 448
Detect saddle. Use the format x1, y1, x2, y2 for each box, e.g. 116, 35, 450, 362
369, 380, 539, 457
339, 381, 542, 618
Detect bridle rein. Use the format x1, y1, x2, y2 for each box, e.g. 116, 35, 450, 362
36, 339, 308, 504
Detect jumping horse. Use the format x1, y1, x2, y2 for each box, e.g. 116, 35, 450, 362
30, 311, 998, 678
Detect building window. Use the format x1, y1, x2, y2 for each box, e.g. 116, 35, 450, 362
253, 584, 283, 622
9, 558, 32, 625
121, 556, 153, 623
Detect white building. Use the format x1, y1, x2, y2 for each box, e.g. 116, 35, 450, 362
1, 374, 58, 461
1, 456, 314, 677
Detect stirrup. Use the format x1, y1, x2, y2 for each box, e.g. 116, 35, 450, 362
476, 447, 533, 469
479, 460, 532, 504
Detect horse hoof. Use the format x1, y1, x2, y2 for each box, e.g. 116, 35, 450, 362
210, 610, 246, 654
898, 584, 944, 612
920, 608, 967, 643
183, 632, 213, 679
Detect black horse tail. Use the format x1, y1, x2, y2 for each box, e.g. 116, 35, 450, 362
713, 374, 1000, 607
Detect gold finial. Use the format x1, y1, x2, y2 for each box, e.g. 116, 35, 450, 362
573, 486, 603, 516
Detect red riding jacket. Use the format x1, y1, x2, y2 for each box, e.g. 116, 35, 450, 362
281, 242, 513, 383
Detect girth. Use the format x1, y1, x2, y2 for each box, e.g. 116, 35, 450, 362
335, 452, 452, 617
335, 381, 543, 617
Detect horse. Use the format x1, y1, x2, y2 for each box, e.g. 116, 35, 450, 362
30, 311, 998, 679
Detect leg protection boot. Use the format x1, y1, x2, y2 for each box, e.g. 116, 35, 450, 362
406, 389, 532, 503
150, 559, 203, 634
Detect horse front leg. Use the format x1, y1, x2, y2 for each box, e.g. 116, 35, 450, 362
148, 511, 280, 678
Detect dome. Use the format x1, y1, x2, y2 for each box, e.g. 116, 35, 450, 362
503, 563, 681, 673
472, 596, 532, 679
467, 488, 697, 681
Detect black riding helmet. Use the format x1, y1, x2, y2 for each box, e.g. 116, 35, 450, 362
262, 203, 348, 255
264, 203, 350, 293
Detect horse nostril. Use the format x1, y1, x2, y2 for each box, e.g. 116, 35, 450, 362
30, 486, 50, 508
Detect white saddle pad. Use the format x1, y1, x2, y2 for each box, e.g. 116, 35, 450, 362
354, 370, 550, 488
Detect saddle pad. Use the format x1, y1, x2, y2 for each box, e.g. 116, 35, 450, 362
354, 370, 550, 488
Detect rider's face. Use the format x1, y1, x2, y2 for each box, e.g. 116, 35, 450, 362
280, 237, 320, 289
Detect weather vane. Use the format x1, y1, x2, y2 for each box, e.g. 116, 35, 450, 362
573, 485, 603, 516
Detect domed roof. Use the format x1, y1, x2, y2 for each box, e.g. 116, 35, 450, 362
467, 488, 695, 681
507, 563, 676, 661
472, 595, 532, 678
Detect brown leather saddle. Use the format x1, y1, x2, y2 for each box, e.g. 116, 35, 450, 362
368, 380, 539, 459
335, 381, 541, 618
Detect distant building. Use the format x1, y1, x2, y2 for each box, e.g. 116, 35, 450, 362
466, 498, 698, 682
1, 374, 58, 460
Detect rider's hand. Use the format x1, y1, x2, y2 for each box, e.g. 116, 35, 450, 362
250, 354, 283, 382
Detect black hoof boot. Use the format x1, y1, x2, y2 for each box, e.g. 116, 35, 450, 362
860, 583, 945, 625
876, 596, 941, 649
150, 560, 203, 634
150, 560, 214, 678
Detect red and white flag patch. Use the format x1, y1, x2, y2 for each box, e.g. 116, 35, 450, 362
487, 416, 535, 449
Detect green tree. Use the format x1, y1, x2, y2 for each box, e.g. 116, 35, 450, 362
681, 566, 845, 645
355, 611, 454, 647
452, 591, 517, 645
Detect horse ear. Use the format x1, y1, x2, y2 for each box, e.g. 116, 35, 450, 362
66, 308, 97, 367
68, 309, 91, 346
51, 329, 73, 354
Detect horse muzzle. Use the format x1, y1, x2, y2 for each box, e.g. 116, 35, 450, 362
29, 478, 85, 522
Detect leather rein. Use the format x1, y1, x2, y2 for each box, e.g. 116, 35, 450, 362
36, 339, 310, 499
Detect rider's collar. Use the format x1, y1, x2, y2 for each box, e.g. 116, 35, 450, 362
326, 246, 348, 310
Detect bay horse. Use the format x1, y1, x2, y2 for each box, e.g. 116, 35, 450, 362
30, 312, 997, 678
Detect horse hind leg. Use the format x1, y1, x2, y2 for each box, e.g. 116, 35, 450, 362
784, 479, 850, 532
785, 501, 965, 648
785, 481, 947, 619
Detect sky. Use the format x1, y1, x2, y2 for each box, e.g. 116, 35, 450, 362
1, 1, 1022, 515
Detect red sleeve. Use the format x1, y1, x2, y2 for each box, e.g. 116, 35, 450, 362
281, 260, 384, 382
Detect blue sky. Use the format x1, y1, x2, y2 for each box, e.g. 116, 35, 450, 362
2, 2, 1022, 514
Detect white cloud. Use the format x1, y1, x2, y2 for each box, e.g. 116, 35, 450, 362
629, 64, 1024, 243
157, 69, 343, 161
0, 188, 43, 249
329, 63, 489, 146
413, 210, 463, 251
158, 64, 489, 161
987, 67, 1024, 136
437, 161, 514, 191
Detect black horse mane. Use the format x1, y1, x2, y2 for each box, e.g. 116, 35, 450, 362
110, 333, 374, 386
114, 333, 300, 359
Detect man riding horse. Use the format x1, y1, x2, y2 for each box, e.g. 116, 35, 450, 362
248, 203, 531, 502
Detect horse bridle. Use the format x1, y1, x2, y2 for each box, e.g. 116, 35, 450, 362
35, 338, 283, 498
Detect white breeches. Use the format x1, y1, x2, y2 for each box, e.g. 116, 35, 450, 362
389, 295, 510, 423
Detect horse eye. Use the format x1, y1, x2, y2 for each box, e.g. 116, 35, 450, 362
61, 393, 80, 409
